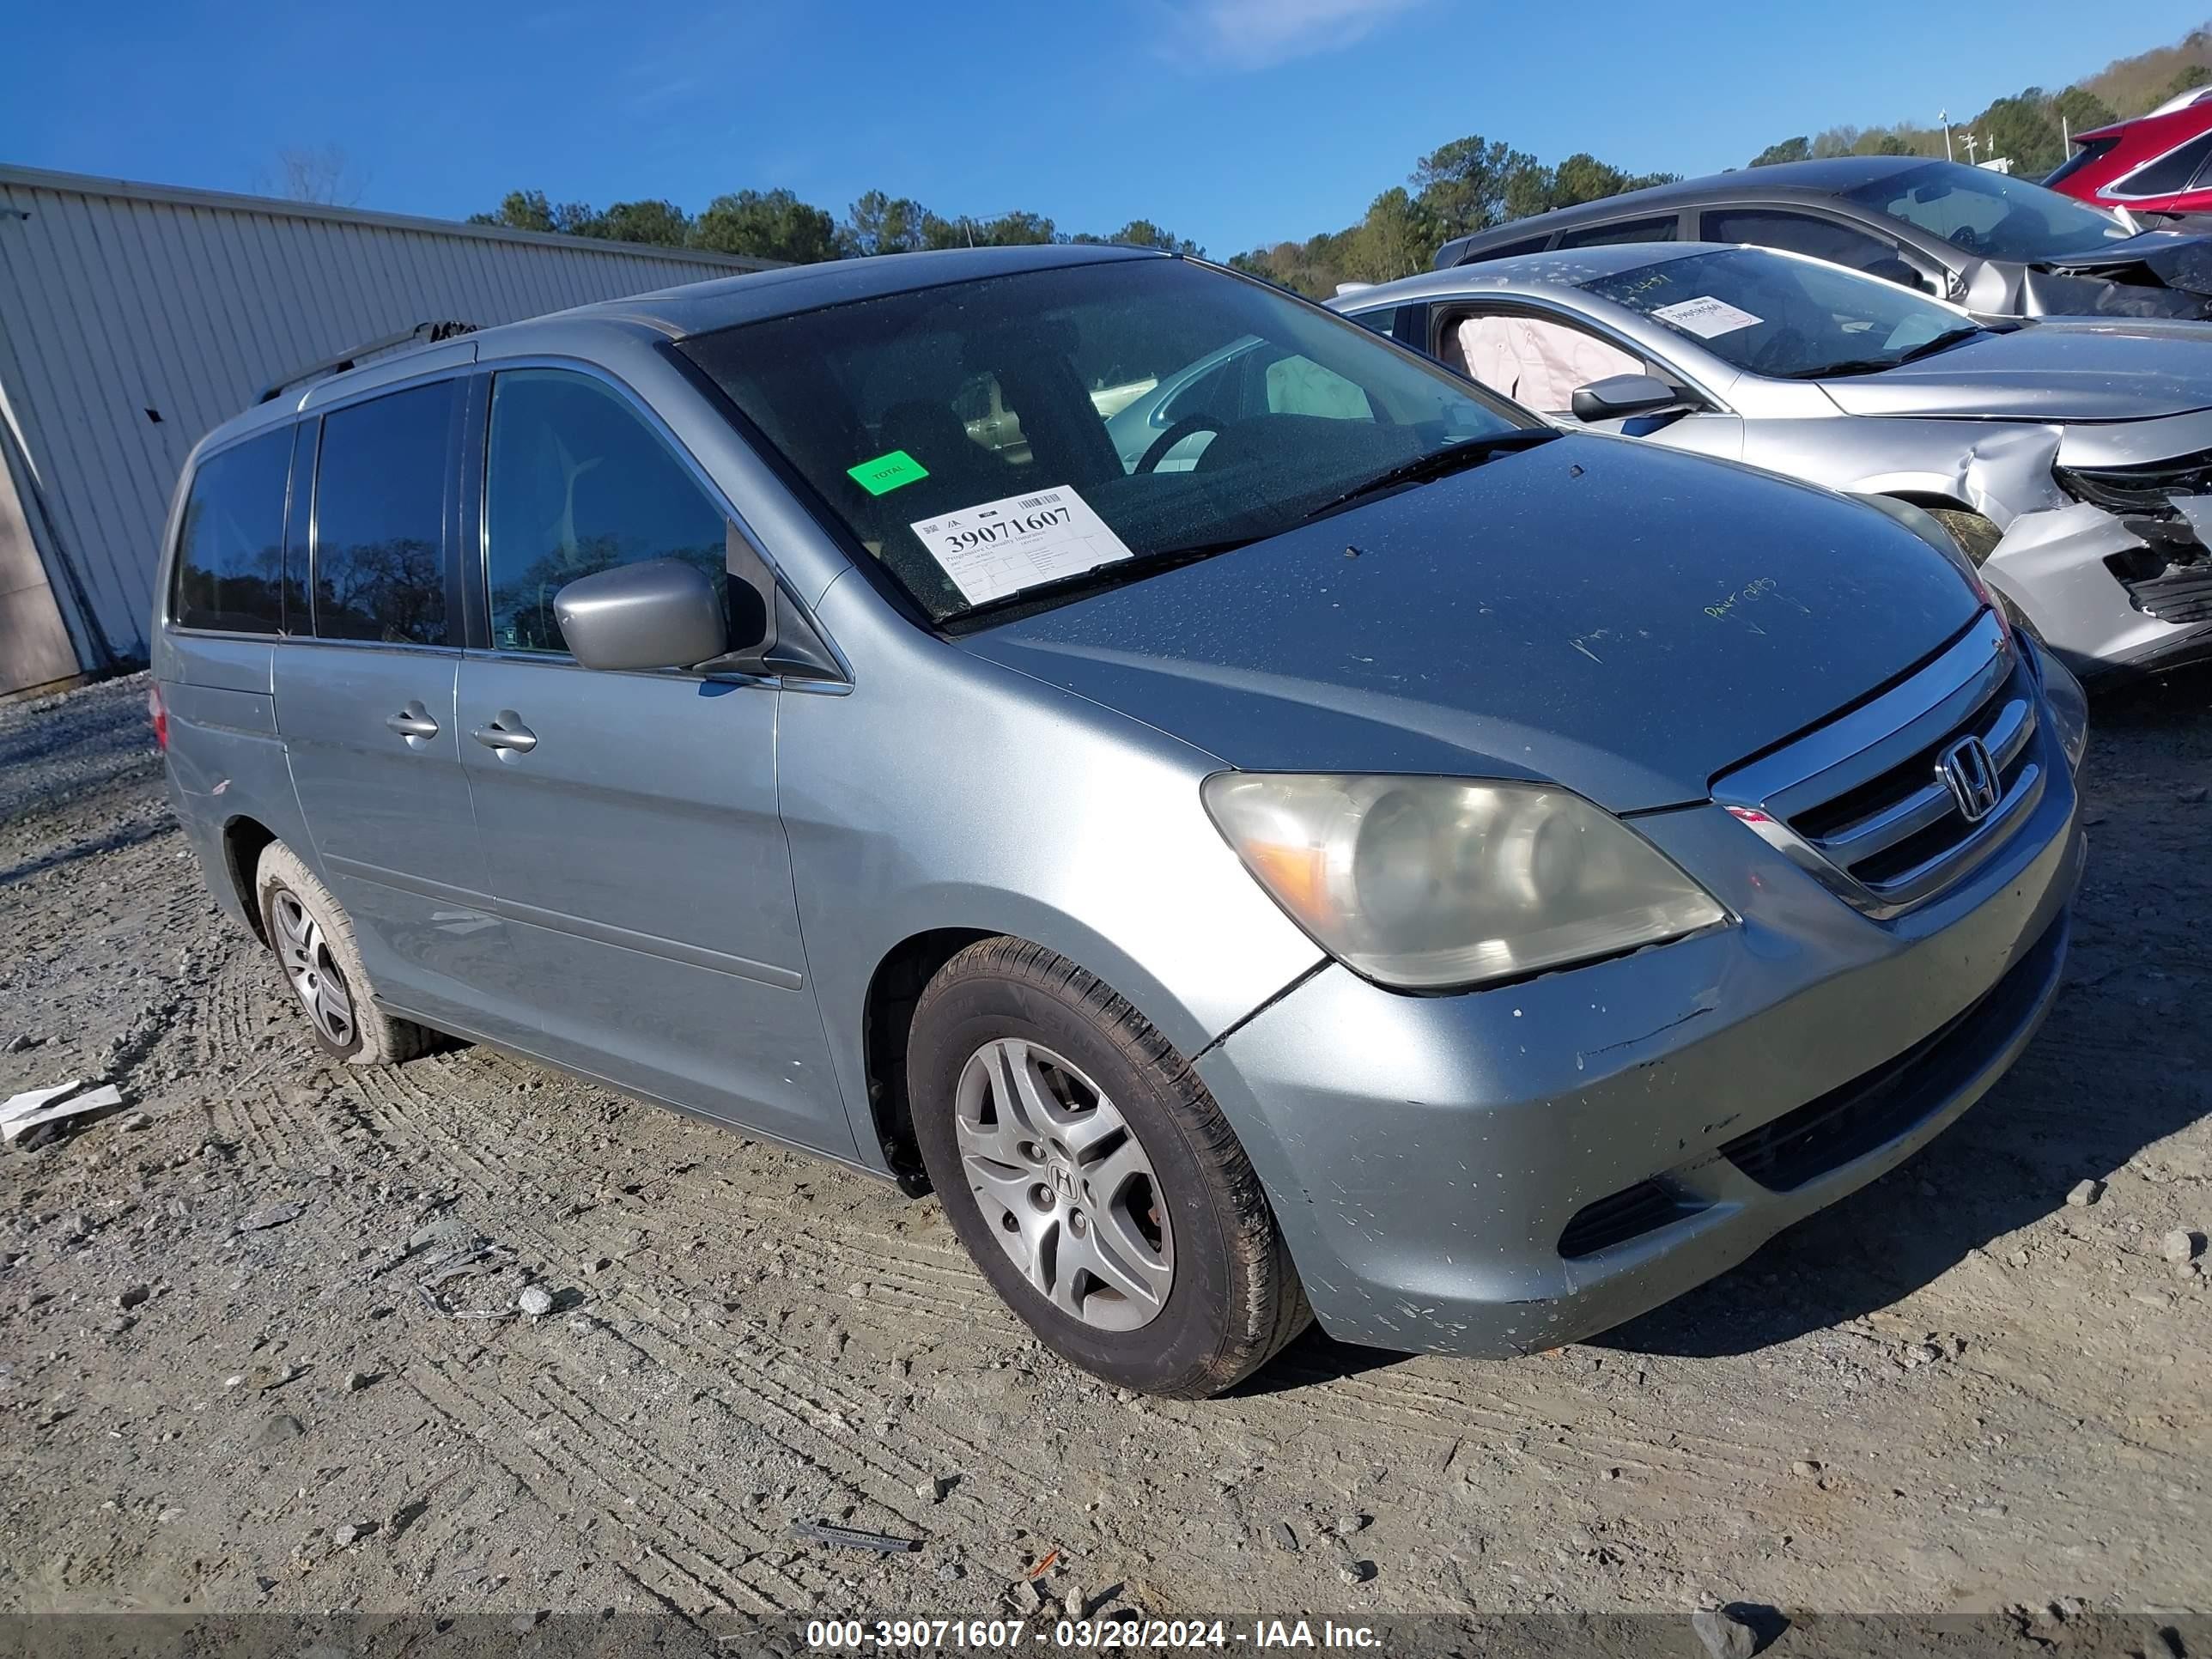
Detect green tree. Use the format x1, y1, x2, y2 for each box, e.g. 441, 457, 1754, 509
1978, 90, 2063, 175
1112, 220, 1202, 254
1342, 187, 1436, 282
691, 189, 838, 262
1749, 137, 1812, 167
971, 210, 1057, 246
1853, 130, 1917, 157
586, 199, 691, 246
2162, 62, 2212, 101
2051, 85, 2119, 135
1411, 135, 1544, 241
839, 190, 946, 256
468, 189, 556, 232
548, 201, 600, 236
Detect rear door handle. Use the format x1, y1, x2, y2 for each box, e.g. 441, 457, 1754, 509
471, 712, 538, 755
385, 707, 440, 739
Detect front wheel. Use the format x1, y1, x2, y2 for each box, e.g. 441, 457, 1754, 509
908, 939, 1310, 1397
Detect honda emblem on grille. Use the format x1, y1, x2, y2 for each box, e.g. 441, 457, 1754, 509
1936, 735, 2001, 823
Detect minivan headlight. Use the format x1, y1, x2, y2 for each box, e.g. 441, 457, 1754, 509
1203, 774, 1728, 990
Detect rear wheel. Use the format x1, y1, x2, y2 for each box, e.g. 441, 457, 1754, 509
908, 938, 1310, 1396
253, 842, 433, 1066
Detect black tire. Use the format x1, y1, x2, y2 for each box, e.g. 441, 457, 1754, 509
908, 938, 1310, 1397
253, 842, 433, 1067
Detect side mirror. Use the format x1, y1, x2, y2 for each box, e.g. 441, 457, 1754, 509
1863, 257, 1937, 294
554, 558, 729, 672
1571, 374, 1686, 423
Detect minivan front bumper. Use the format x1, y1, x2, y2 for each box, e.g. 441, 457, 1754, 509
1196, 670, 2083, 1358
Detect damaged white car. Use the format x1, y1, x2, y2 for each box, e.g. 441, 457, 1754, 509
1334, 243, 2212, 678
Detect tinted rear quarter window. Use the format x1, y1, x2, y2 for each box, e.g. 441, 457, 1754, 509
1701, 208, 1900, 273
312, 381, 455, 645
1557, 215, 1679, 249
171, 428, 291, 633
2122, 131, 2212, 198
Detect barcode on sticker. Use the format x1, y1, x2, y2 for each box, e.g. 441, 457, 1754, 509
1018, 492, 1060, 510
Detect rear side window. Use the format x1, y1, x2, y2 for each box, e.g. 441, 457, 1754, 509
483, 370, 728, 654
2118, 132, 2212, 198
171, 428, 290, 633
1558, 216, 1678, 249
312, 381, 455, 645
1702, 208, 1903, 275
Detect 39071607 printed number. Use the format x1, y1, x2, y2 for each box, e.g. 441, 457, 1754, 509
803, 1618, 1236, 1649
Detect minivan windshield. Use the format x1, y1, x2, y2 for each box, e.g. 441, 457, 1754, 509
1584, 246, 1985, 379
680, 257, 1539, 623
1843, 160, 2131, 262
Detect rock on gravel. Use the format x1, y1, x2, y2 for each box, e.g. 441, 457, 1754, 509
2066, 1179, 2104, 1207
1692, 1607, 1759, 1659
234, 1201, 303, 1233
2163, 1230, 2200, 1265
517, 1285, 555, 1317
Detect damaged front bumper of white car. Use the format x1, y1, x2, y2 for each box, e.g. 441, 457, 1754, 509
1973, 413, 2212, 678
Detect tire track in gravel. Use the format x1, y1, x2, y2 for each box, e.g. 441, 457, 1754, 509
305, 1046, 1057, 1583
453, 1133, 1175, 1602
392, 1359, 811, 1616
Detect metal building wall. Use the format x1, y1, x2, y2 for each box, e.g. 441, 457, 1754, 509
0, 165, 774, 694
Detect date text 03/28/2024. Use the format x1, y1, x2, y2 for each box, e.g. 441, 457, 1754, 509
804, 1620, 1382, 1650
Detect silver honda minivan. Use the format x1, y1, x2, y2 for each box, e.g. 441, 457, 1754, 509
152, 246, 2088, 1396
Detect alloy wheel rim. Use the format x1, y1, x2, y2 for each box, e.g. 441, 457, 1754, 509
270, 890, 356, 1049
952, 1038, 1174, 1332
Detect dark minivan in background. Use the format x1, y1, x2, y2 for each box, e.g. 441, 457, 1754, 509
1434, 155, 2212, 320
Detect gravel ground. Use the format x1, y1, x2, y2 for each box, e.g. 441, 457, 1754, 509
0, 667, 2207, 1629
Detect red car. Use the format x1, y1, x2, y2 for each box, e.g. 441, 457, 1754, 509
2048, 86, 2212, 225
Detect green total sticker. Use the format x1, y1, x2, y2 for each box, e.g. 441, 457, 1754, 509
847, 448, 929, 495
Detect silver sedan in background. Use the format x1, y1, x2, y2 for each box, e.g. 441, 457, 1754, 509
1335, 244, 2212, 678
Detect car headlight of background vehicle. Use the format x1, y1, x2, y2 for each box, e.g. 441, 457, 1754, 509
1204, 774, 1729, 991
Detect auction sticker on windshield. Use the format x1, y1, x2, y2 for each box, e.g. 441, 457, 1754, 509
1651, 296, 1764, 338
910, 487, 1133, 605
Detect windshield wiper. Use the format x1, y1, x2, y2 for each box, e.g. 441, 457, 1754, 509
938, 537, 1261, 629
1788, 325, 1984, 380
1300, 428, 1560, 520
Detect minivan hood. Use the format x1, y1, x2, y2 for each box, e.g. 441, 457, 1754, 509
961, 438, 1981, 812
1818, 319, 2212, 421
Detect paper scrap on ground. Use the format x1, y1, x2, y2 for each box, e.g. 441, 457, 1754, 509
2, 1081, 121, 1144
908, 485, 1132, 606
2, 1078, 87, 1125
1652, 296, 1764, 338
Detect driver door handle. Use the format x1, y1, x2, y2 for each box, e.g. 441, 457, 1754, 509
385, 709, 440, 738
471, 713, 538, 755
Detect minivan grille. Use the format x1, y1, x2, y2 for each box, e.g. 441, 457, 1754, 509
1712, 614, 2042, 917
1720, 913, 2063, 1191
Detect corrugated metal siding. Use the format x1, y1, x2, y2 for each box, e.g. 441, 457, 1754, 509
0, 167, 769, 682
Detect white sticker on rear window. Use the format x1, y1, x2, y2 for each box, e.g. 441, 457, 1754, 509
909, 486, 1133, 606
1650, 296, 1764, 338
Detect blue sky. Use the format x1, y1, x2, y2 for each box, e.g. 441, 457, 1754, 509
5, 0, 2205, 254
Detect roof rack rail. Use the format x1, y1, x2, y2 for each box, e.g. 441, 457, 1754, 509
256, 319, 479, 404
